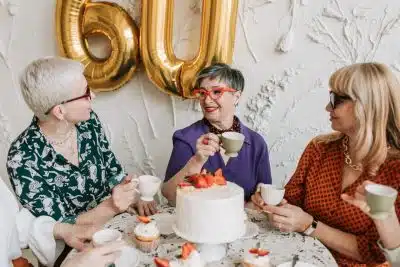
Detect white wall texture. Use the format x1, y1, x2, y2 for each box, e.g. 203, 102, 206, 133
1, 0, 400, 190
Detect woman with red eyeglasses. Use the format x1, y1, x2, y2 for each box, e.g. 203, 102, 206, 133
162, 63, 272, 205
252, 63, 400, 266
5, 57, 146, 265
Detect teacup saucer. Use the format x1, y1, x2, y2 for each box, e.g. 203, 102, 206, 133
114, 246, 140, 267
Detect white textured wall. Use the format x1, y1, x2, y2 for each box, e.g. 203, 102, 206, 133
1, 0, 400, 189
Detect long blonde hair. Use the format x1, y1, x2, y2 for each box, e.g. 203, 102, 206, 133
316, 62, 400, 176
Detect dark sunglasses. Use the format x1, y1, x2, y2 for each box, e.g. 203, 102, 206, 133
45, 86, 92, 115
329, 91, 351, 109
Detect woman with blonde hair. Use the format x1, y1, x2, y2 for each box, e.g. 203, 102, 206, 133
252, 62, 400, 266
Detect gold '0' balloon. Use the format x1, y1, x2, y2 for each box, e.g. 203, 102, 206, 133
56, 0, 140, 92
141, 0, 239, 98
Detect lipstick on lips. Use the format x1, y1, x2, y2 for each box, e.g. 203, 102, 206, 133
204, 106, 218, 113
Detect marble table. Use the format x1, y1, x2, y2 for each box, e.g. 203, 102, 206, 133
63, 205, 337, 267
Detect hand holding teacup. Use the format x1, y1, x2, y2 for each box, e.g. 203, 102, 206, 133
195, 133, 221, 164
111, 175, 140, 213
130, 175, 162, 216
195, 131, 245, 164
341, 181, 398, 220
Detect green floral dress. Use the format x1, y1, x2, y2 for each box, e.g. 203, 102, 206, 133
6, 111, 125, 224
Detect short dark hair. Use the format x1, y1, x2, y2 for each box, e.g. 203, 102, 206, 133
194, 63, 245, 92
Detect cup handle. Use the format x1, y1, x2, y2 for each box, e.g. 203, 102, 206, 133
131, 178, 140, 194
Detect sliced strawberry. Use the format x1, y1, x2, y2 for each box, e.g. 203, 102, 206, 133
214, 175, 227, 185
204, 175, 215, 186
154, 257, 169, 267
215, 168, 223, 177
184, 242, 196, 252
137, 216, 151, 224
187, 174, 200, 183
181, 242, 196, 260
258, 249, 270, 257
194, 177, 209, 188
178, 182, 192, 188
249, 248, 259, 254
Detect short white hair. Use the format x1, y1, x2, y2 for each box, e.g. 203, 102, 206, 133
20, 57, 85, 120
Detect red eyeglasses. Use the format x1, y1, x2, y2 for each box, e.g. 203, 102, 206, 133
192, 87, 237, 100
45, 86, 92, 115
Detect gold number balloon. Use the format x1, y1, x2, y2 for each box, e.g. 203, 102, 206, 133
140, 0, 239, 98
56, 0, 238, 97
56, 0, 140, 92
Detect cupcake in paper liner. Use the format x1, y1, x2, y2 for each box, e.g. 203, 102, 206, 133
133, 216, 160, 253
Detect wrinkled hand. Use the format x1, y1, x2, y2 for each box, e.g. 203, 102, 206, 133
341, 180, 386, 218
194, 133, 220, 165
263, 201, 313, 233
54, 223, 100, 251
250, 192, 265, 211
135, 199, 158, 216
251, 193, 313, 233
63, 241, 125, 267
112, 175, 139, 213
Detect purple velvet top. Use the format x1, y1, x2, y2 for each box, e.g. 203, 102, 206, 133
164, 119, 272, 201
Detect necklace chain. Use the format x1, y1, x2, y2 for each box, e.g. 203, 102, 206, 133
342, 136, 363, 172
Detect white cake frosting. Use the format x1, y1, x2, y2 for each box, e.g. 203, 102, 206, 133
244, 251, 271, 267
169, 251, 204, 267
134, 221, 160, 238
174, 182, 245, 243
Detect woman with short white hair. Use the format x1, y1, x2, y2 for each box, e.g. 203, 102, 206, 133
6, 57, 153, 228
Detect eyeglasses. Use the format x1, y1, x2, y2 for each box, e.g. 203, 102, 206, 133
192, 87, 237, 100
329, 91, 352, 109
45, 86, 92, 115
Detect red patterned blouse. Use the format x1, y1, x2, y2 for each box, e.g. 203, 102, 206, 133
285, 137, 400, 267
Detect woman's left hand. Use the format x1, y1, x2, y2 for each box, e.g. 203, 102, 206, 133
135, 199, 157, 216
263, 200, 314, 233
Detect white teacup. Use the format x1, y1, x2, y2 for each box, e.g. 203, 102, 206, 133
92, 229, 122, 247
137, 175, 162, 201
259, 184, 285, 206
220, 132, 245, 157
365, 184, 397, 219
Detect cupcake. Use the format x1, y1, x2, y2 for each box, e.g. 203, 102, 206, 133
133, 216, 160, 253
243, 247, 271, 267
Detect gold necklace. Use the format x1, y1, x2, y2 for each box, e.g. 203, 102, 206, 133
342, 136, 363, 172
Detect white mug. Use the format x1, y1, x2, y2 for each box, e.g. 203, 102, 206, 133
92, 229, 122, 247
259, 184, 285, 206
136, 175, 162, 201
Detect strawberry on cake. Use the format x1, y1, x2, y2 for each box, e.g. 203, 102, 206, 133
154, 243, 204, 267
174, 169, 246, 244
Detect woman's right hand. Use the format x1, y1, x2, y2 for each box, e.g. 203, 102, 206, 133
54, 223, 100, 251
341, 180, 373, 215
194, 133, 220, 165
111, 175, 139, 213
63, 241, 125, 267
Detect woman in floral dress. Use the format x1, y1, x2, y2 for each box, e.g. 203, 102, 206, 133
6, 57, 155, 228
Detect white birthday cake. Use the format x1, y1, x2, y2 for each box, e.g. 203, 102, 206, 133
174, 169, 246, 243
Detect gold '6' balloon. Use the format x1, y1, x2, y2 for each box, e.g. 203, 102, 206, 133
56, 0, 239, 97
